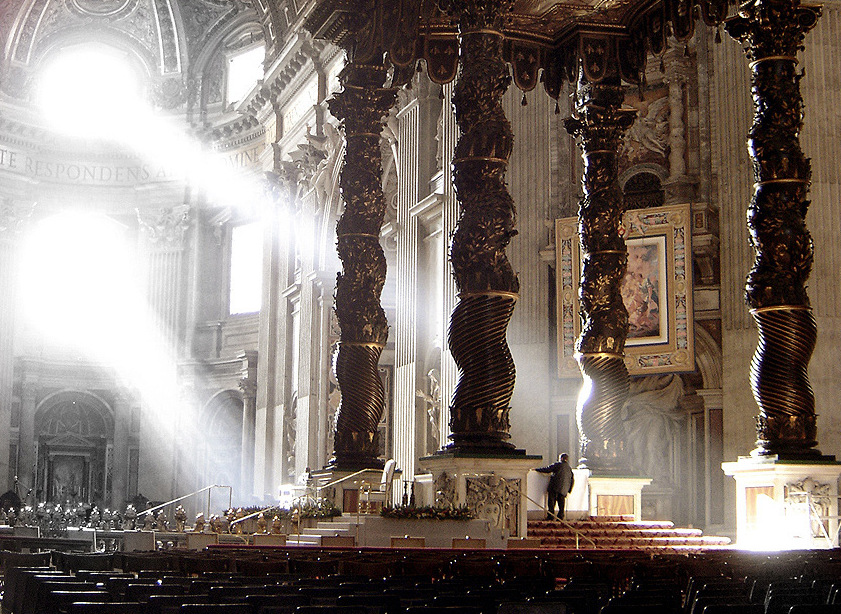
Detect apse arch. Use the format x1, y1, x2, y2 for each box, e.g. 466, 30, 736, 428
693, 323, 723, 391
34, 389, 115, 506
35, 389, 115, 434
191, 16, 264, 113
619, 162, 668, 189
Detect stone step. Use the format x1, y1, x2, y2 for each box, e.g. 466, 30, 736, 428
537, 535, 730, 547
529, 527, 704, 538
314, 521, 356, 532
526, 518, 730, 552
308, 526, 361, 538
284, 534, 322, 545
529, 520, 676, 530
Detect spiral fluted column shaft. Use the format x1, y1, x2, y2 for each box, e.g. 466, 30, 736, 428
326, 60, 397, 470
726, 0, 822, 458
564, 73, 636, 472
446, 0, 519, 451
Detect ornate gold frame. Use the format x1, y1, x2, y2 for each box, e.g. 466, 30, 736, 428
556, 203, 694, 377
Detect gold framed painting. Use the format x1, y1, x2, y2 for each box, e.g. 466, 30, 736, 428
556, 202, 694, 377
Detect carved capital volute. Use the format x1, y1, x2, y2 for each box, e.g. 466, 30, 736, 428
136, 205, 191, 250
0, 200, 35, 237
328, 63, 394, 132
238, 350, 258, 399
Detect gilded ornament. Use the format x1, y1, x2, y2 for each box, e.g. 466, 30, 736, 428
726, 0, 822, 458
566, 73, 636, 472
445, 0, 519, 451
327, 58, 397, 469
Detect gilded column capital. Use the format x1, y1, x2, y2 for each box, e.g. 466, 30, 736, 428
725, 0, 820, 64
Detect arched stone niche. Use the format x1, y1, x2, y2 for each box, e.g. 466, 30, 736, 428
34, 390, 115, 506
199, 390, 244, 495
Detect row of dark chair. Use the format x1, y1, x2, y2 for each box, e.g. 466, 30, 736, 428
5, 564, 559, 613
6, 547, 841, 613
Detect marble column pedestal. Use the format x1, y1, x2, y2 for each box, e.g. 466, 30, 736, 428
419, 452, 542, 538
722, 455, 841, 549
562, 470, 652, 521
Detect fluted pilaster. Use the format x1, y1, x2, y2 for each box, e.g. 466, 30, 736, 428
239, 351, 257, 497
136, 206, 190, 352
393, 95, 421, 479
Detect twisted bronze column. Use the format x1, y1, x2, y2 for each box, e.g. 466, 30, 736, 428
444, 0, 519, 452
327, 59, 397, 469
565, 72, 636, 472
726, 0, 822, 459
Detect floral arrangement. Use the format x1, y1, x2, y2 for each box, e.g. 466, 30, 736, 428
238, 498, 341, 520
298, 499, 342, 519
380, 505, 474, 521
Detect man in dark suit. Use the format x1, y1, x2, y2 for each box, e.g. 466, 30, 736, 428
536, 453, 574, 521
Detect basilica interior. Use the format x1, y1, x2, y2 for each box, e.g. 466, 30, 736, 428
1, 0, 841, 550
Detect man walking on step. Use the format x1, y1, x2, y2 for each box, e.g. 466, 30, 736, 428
536, 453, 574, 521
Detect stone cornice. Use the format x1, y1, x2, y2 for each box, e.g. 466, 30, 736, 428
208, 115, 265, 147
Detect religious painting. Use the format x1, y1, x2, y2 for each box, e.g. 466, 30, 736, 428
623, 235, 667, 345
50, 454, 87, 503
556, 202, 694, 376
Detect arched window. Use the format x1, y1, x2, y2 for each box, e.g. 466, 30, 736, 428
623, 171, 665, 210
226, 44, 265, 108
229, 221, 263, 315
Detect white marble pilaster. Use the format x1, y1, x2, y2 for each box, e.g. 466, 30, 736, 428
393, 96, 421, 483
238, 351, 257, 499
0, 208, 22, 490
18, 373, 37, 500
136, 206, 191, 351
502, 83, 554, 458
111, 393, 130, 508
255, 202, 290, 498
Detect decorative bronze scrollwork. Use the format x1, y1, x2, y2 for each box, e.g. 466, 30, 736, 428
726, 0, 823, 458
445, 0, 519, 452
327, 58, 397, 469
565, 72, 636, 472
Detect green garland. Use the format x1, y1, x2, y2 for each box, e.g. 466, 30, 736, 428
299, 500, 342, 519
380, 505, 474, 521
239, 506, 290, 519
236, 499, 341, 520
